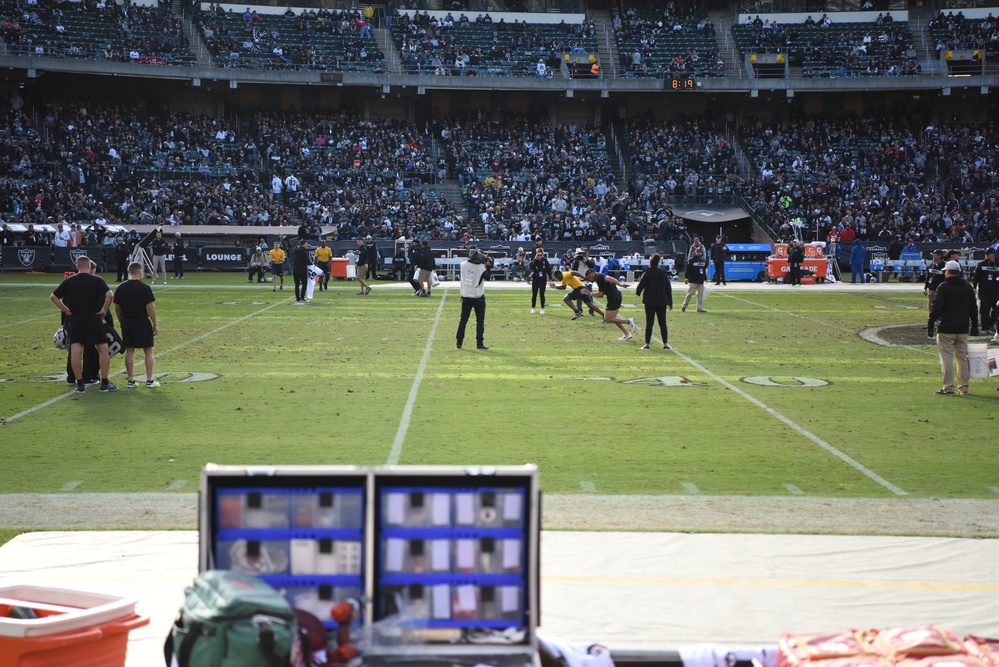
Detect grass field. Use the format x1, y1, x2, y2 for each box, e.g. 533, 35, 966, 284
1, 272, 997, 508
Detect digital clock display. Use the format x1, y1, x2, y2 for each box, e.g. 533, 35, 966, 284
667, 74, 697, 90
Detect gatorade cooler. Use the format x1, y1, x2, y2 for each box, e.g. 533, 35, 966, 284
0, 585, 148, 667
330, 258, 348, 280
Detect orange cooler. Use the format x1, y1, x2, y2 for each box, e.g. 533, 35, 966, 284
330, 258, 349, 279
0, 585, 148, 667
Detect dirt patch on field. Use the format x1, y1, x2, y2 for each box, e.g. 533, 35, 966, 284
1, 493, 997, 537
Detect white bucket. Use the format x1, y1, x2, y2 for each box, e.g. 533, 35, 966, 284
969, 342, 988, 379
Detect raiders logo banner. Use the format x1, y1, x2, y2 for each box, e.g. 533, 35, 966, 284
53, 246, 105, 270
2, 246, 53, 270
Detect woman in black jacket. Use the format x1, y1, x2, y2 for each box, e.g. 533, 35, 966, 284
528, 248, 553, 314
634, 253, 673, 350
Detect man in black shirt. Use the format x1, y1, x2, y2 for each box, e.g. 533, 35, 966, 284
924, 249, 946, 312
681, 247, 709, 312
51, 255, 118, 393
928, 260, 978, 396
150, 230, 169, 285
585, 268, 636, 341
709, 235, 729, 285
973, 247, 999, 334
787, 240, 805, 286
365, 237, 380, 281
408, 241, 423, 295
114, 236, 130, 282
114, 261, 160, 389
172, 233, 186, 280
292, 239, 313, 302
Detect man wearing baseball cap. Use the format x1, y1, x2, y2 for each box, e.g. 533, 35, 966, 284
924, 249, 946, 311
172, 232, 185, 280
928, 260, 978, 395
973, 247, 999, 334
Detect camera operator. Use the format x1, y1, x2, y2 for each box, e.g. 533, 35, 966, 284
456, 251, 493, 350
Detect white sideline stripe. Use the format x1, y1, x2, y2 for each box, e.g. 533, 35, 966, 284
167, 480, 188, 491
2, 299, 292, 424
784, 484, 804, 495
386, 288, 449, 466
61, 481, 82, 491
580, 481, 596, 492
0, 314, 53, 330
681, 482, 700, 494
668, 344, 908, 496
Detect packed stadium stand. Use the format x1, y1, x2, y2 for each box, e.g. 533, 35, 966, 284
0, 0, 997, 260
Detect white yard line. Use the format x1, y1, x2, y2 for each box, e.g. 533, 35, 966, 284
2, 299, 292, 424
722, 293, 936, 356
0, 314, 54, 330
386, 288, 450, 466
719, 293, 856, 333
663, 341, 908, 496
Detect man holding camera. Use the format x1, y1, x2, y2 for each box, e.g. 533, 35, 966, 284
456, 251, 492, 350
928, 260, 978, 396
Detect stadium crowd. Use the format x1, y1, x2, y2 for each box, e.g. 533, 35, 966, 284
1, 103, 997, 249
929, 11, 999, 57
734, 13, 921, 77
392, 11, 598, 77
738, 114, 999, 245
611, 0, 726, 78
194, 5, 383, 71
0, 0, 190, 64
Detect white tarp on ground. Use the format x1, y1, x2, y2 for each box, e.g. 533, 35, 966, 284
0, 531, 997, 666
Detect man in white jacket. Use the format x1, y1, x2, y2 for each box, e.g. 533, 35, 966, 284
456, 251, 492, 350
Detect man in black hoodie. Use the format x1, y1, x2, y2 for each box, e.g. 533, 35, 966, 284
924, 249, 946, 312
928, 260, 978, 396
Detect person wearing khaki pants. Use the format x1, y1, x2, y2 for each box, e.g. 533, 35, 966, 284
928, 261, 978, 395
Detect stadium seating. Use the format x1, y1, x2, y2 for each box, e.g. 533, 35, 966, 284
0, 0, 194, 65
731, 17, 919, 78
613, 4, 725, 78
194, 7, 384, 72
391, 13, 599, 78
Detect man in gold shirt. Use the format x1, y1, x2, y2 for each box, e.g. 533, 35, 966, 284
314, 240, 333, 290
268, 241, 287, 291
550, 269, 604, 320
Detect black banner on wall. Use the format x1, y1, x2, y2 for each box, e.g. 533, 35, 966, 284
199, 247, 249, 270
2, 246, 54, 270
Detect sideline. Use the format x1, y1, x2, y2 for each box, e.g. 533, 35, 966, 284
386, 287, 450, 465
2, 298, 293, 424
646, 328, 908, 496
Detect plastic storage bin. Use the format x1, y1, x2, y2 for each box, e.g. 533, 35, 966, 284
0, 584, 148, 667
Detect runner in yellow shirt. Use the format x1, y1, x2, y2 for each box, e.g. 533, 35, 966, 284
550, 269, 604, 320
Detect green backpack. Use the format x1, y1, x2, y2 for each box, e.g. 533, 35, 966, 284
167, 571, 302, 667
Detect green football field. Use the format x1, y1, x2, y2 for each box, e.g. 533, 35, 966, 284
1, 272, 996, 501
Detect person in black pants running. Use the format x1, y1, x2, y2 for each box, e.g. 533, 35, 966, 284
635, 253, 674, 350
528, 248, 552, 314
